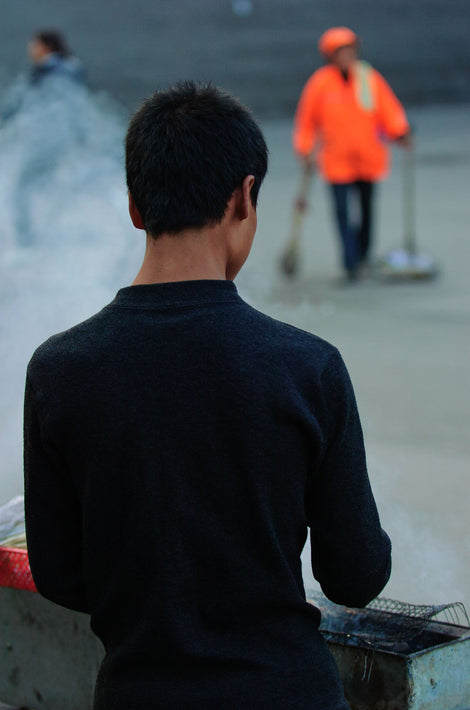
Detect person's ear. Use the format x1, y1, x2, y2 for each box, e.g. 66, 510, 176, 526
128, 192, 146, 230
236, 175, 256, 220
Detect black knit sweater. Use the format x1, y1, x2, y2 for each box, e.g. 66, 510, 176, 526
24, 280, 391, 709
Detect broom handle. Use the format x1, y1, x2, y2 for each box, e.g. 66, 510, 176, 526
402, 137, 416, 255
288, 162, 314, 249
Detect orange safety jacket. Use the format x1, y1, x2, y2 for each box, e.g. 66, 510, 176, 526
293, 61, 409, 183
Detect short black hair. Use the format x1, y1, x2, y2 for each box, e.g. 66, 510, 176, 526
34, 30, 70, 57
125, 81, 268, 238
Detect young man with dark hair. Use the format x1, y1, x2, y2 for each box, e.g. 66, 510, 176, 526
24, 81, 391, 709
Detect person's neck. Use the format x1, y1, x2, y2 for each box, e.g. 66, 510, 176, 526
132, 229, 228, 285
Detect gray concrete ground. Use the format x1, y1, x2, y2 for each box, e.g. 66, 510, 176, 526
238, 103, 470, 611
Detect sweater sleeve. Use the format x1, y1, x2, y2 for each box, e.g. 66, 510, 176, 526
23, 372, 89, 613
373, 70, 410, 140
306, 350, 391, 608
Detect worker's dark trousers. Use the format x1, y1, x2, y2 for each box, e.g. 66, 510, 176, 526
330, 181, 375, 276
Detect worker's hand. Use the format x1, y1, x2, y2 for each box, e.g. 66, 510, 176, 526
395, 132, 413, 150
295, 195, 308, 212
301, 153, 316, 173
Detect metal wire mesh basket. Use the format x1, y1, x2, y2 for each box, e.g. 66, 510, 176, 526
367, 596, 469, 635
308, 590, 470, 654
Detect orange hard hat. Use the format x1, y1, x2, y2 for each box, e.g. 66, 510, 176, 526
318, 27, 358, 57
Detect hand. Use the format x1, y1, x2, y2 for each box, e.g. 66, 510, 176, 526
301, 153, 316, 173
395, 132, 413, 150
295, 196, 308, 213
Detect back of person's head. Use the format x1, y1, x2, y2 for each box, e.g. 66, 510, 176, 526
125, 81, 268, 238
33, 30, 70, 57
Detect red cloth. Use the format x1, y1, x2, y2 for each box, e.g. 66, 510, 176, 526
0, 546, 37, 592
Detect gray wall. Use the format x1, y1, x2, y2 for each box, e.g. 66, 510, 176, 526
1, 0, 469, 117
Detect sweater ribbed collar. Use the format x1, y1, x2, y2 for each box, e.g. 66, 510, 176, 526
110, 279, 241, 310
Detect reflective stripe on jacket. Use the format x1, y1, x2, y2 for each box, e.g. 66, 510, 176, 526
293, 61, 409, 182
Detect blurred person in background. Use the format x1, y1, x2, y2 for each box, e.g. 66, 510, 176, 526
0, 29, 88, 248
1, 29, 85, 123
28, 29, 86, 87
293, 27, 411, 282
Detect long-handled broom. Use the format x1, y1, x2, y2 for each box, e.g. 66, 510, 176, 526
279, 163, 314, 277
376, 142, 439, 280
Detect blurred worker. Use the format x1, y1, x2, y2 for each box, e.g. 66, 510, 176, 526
293, 26, 411, 281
